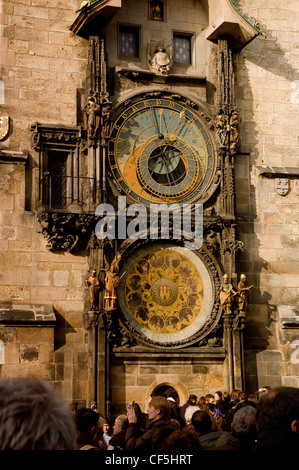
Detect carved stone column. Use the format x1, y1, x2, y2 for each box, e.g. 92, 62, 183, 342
223, 311, 235, 391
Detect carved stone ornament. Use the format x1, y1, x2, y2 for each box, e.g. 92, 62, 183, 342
0, 116, 10, 141
275, 178, 289, 196
37, 211, 97, 253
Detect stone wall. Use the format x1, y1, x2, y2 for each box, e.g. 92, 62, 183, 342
233, 0, 299, 390
0, 0, 90, 404
0, 0, 298, 408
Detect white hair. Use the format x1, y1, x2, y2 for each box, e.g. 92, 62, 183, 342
184, 405, 200, 424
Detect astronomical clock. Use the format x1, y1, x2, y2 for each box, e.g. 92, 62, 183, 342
107, 91, 223, 349
65, 0, 263, 411
108, 94, 217, 206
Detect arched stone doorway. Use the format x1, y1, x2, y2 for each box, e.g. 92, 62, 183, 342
151, 384, 182, 405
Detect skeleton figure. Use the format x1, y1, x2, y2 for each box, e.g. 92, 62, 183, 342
85, 269, 101, 310
84, 97, 100, 140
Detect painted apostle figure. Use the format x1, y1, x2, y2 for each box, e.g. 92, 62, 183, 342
104, 255, 121, 310
220, 273, 237, 314
85, 269, 101, 310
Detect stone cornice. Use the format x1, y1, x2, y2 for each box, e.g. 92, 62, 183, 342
0, 304, 56, 326
255, 165, 299, 177
0, 150, 28, 163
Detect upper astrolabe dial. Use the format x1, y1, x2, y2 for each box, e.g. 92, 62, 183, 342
108, 96, 216, 206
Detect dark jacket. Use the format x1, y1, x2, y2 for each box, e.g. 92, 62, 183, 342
255, 430, 299, 451
199, 430, 227, 449
76, 430, 100, 450
109, 431, 126, 450
125, 418, 171, 451
214, 434, 256, 451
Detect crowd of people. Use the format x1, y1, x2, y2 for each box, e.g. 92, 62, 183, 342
0, 376, 298, 452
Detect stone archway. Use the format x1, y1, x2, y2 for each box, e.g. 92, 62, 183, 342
147, 381, 189, 407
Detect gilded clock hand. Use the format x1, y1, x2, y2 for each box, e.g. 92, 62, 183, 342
150, 107, 164, 139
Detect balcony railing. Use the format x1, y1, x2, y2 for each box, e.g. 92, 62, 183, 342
39, 173, 99, 212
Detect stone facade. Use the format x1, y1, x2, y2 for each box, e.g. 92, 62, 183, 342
0, 0, 298, 415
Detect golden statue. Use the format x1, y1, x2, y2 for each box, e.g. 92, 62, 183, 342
220, 273, 237, 314
104, 254, 122, 311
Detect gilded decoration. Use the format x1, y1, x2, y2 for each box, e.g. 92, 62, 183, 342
125, 249, 204, 335
118, 244, 220, 348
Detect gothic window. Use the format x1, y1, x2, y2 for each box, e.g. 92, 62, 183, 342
173, 33, 192, 65
118, 25, 140, 58
30, 123, 93, 212
42, 149, 69, 209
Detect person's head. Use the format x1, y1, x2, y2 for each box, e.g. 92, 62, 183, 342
232, 406, 257, 439
102, 417, 112, 435
239, 390, 249, 401
113, 415, 128, 435
191, 410, 212, 435
215, 391, 222, 402
205, 393, 214, 403
148, 396, 171, 421
75, 408, 99, 436
0, 377, 76, 450
206, 403, 216, 416
165, 427, 202, 452
189, 394, 197, 405
185, 405, 200, 424
230, 389, 240, 403
255, 386, 299, 434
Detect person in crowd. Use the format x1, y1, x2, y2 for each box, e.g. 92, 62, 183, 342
214, 405, 257, 450
167, 392, 186, 428
229, 389, 240, 408
151, 419, 181, 451
164, 427, 203, 452
255, 386, 299, 450
107, 414, 128, 450
125, 397, 172, 451
92, 413, 109, 449
191, 409, 227, 449
214, 391, 223, 404
75, 407, 101, 450
234, 391, 257, 412
214, 391, 224, 419
0, 376, 76, 450
197, 396, 207, 410
184, 405, 200, 425
180, 394, 198, 423
102, 417, 113, 446
205, 393, 214, 404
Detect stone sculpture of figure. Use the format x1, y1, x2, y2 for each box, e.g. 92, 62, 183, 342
150, 44, 172, 74
220, 273, 237, 314
85, 269, 101, 310
104, 255, 122, 311
100, 101, 112, 142
228, 110, 239, 152
237, 274, 253, 313
215, 110, 228, 148
84, 97, 100, 140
